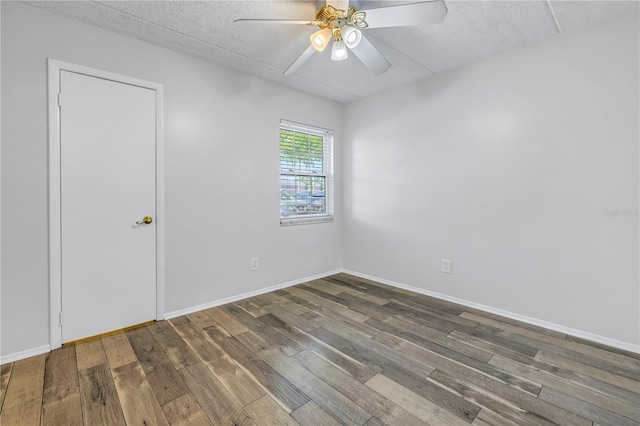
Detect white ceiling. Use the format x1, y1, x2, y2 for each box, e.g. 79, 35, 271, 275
27, 0, 639, 103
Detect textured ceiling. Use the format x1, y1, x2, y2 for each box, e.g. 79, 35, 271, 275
27, 0, 639, 103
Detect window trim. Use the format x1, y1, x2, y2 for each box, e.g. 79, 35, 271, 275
279, 119, 334, 226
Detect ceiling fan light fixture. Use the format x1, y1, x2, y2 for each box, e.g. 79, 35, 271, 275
342, 26, 362, 48
331, 39, 348, 61
310, 28, 332, 52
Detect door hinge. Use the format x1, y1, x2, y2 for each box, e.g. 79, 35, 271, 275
57, 93, 62, 108
59, 312, 63, 327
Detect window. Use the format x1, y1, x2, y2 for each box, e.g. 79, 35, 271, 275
280, 119, 333, 225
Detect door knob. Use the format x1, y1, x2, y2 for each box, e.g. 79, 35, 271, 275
136, 216, 153, 225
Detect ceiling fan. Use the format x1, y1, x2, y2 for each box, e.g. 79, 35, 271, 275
235, 0, 448, 76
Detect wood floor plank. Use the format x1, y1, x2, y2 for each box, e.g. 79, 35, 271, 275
257, 292, 310, 315
203, 306, 250, 336
480, 324, 640, 381
244, 394, 300, 426
41, 392, 83, 426
427, 369, 556, 426
42, 344, 81, 426
314, 318, 437, 378
365, 373, 468, 426
331, 274, 470, 318
78, 362, 126, 425
389, 300, 481, 329
174, 321, 266, 406
102, 331, 137, 369
2, 354, 45, 412
161, 393, 214, 426
235, 330, 373, 425
0, 400, 42, 425
467, 326, 540, 357
43, 345, 79, 405
112, 361, 170, 425
372, 332, 593, 425
457, 308, 568, 340
145, 362, 190, 405
387, 301, 478, 334
257, 313, 377, 383
299, 284, 356, 307
212, 332, 309, 413
286, 287, 370, 323
447, 330, 536, 361
308, 326, 479, 422
290, 401, 342, 426
293, 349, 429, 426
389, 296, 474, 324
462, 312, 640, 371
301, 304, 381, 338
234, 299, 270, 317
186, 311, 217, 329
539, 386, 640, 426
494, 348, 640, 405
536, 350, 640, 392
343, 298, 392, 322
263, 305, 319, 333
147, 321, 200, 370
316, 278, 388, 305
220, 303, 305, 356
471, 408, 519, 426
260, 350, 372, 425
204, 326, 310, 413
489, 353, 640, 421
372, 332, 541, 397
0, 363, 12, 410
565, 335, 640, 361
304, 279, 347, 296
366, 316, 494, 362
423, 351, 593, 426
0, 355, 45, 426
363, 417, 385, 426
169, 316, 191, 327
75, 338, 107, 371
180, 362, 255, 425
127, 325, 172, 373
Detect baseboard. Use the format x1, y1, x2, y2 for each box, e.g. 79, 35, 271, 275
164, 269, 343, 320
0, 344, 50, 365
341, 269, 640, 355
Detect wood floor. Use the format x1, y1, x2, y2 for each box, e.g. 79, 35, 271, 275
1, 273, 639, 425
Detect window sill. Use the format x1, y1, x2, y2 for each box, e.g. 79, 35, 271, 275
280, 215, 334, 227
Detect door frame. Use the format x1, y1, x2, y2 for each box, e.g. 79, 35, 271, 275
48, 59, 165, 349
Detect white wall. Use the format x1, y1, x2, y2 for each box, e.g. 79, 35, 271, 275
343, 14, 639, 347
1, 2, 343, 357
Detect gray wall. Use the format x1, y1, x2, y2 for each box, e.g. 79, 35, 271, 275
1, 2, 343, 357
343, 14, 639, 346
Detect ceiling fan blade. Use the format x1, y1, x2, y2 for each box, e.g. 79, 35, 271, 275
326, 0, 350, 11
234, 19, 317, 25
283, 45, 317, 76
360, 1, 448, 28
350, 35, 391, 75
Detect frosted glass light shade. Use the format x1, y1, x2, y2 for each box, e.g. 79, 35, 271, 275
342, 26, 362, 48
310, 29, 332, 52
331, 40, 348, 61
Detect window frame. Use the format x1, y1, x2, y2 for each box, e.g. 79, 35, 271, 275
279, 119, 334, 226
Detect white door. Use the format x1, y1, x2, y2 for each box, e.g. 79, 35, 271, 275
60, 70, 156, 343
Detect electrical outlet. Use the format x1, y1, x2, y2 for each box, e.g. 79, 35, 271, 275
441, 259, 452, 274
251, 257, 259, 271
